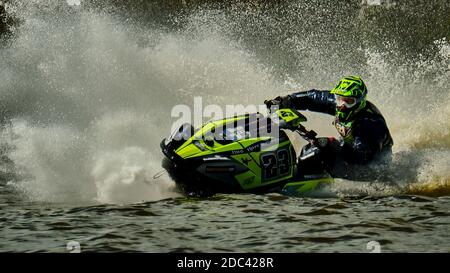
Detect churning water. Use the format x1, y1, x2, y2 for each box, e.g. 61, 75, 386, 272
0, 0, 449, 252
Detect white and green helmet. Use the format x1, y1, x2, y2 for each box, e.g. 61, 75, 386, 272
330, 76, 368, 121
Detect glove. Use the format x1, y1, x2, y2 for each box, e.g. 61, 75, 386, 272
315, 137, 342, 151
264, 95, 292, 109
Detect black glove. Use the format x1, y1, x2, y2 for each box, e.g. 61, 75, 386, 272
315, 137, 343, 152
264, 95, 292, 109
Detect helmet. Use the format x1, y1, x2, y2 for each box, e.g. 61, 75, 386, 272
330, 76, 367, 121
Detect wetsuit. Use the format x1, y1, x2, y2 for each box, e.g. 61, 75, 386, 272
288, 90, 394, 180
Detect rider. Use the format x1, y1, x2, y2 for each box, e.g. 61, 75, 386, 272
265, 76, 394, 180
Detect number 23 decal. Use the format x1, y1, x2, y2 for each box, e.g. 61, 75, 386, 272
261, 149, 290, 181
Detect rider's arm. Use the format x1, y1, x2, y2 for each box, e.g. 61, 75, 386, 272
289, 90, 336, 115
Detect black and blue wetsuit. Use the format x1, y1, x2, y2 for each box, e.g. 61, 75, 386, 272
288, 90, 394, 180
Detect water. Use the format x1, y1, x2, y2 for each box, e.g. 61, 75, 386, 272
0, 0, 449, 252
2, 194, 450, 252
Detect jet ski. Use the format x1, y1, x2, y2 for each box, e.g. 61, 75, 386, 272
161, 107, 334, 197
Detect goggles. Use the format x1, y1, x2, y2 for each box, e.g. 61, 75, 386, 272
335, 95, 358, 108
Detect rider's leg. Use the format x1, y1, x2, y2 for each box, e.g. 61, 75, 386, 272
297, 143, 335, 179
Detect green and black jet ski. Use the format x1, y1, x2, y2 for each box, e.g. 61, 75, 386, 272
161, 108, 334, 197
